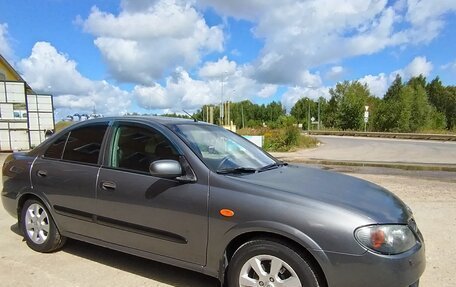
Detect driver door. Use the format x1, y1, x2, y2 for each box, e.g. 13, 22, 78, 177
95, 122, 209, 265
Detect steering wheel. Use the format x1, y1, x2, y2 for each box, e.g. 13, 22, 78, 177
217, 155, 236, 170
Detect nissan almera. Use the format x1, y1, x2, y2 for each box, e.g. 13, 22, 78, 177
2, 117, 425, 287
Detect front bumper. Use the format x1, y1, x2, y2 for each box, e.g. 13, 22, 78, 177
318, 242, 425, 287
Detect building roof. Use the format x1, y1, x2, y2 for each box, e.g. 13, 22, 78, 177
0, 53, 34, 93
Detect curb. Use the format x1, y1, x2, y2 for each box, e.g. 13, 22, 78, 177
306, 131, 456, 141
274, 158, 456, 172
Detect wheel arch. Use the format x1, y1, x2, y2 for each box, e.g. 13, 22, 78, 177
218, 223, 329, 286
17, 193, 59, 229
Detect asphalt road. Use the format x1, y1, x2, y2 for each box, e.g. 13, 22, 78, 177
273, 135, 456, 165
1, 153, 455, 286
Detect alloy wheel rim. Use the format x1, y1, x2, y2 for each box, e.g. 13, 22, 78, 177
25, 203, 49, 244
239, 254, 302, 287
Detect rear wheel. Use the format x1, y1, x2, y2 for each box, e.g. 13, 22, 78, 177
20, 199, 66, 252
227, 239, 322, 287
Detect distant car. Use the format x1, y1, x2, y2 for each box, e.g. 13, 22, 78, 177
2, 116, 425, 287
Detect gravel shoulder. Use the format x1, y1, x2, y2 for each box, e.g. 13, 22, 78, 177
1, 153, 455, 286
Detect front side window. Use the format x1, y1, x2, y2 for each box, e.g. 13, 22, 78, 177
62, 124, 108, 164
110, 125, 179, 173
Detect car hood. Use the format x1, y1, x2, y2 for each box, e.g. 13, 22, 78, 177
231, 164, 411, 223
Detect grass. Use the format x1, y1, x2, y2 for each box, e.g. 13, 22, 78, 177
55, 121, 74, 132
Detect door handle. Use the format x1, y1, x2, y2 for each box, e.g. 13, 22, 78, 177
101, 181, 116, 191
37, 170, 47, 177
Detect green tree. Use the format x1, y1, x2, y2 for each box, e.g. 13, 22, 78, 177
407, 74, 427, 90
445, 87, 456, 130
427, 78, 456, 130
265, 101, 285, 124
329, 81, 370, 130
373, 76, 414, 132
290, 97, 317, 128
322, 96, 338, 129
384, 74, 403, 100
408, 81, 430, 132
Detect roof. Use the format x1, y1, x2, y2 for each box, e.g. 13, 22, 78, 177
0, 54, 34, 93
66, 116, 209, 129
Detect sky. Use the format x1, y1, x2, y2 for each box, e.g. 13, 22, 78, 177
1, 0, 455, 119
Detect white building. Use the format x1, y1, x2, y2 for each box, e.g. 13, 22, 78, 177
0, 54, 55, 151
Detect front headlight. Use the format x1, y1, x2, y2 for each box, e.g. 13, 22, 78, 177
355, 225, 418, 255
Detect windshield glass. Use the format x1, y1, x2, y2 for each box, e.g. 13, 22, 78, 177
171, 124, 277, 173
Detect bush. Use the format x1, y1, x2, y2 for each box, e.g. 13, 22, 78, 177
239, 124, 318, 152
263, 126, 306, 152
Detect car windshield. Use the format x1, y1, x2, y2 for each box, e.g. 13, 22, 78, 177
171, 124, 279, 173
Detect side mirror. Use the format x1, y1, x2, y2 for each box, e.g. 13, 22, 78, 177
149, 160, 182, 179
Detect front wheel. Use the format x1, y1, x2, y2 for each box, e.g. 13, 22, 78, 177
227, 239, 323, 287
20, 199, 66, 252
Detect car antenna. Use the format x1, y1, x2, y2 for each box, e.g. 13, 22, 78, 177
183, 110, 198, 122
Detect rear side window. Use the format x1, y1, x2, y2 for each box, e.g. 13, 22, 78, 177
43, 132, 69, 159
62, 124, 108, 165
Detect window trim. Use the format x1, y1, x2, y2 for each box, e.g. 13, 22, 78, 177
41, 122, 110, 167
103, 121, 182, 175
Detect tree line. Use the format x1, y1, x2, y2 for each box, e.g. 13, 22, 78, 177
194, 75, 455, 132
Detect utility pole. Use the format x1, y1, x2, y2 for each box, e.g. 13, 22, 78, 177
317, 98, 321, 130
307, 100, 311, 131
241, 104, 245, 129
220, 75, 224, 125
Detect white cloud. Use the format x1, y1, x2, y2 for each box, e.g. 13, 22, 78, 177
406, 0, 456, 26
441, 60, 456, 72
134, 61, 281, 112
0, 23, 14, 61
134, 67, 218, 111
360, 56, 433, 97
17, 42, 131, 116
301, 70, 322, 88
198, 56, 237, 79
392, 56, 433, 80
359, 73, 389, 97
82, 0, 224, 85
281, 86, 330, 111
199, 0, 455, 86
326, 66, 345, 81
257, 84, 278, 98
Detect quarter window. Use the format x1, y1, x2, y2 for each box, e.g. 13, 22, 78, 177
62, 124, 108, 164
110, 125, 179, 173
43, 132, 69, 159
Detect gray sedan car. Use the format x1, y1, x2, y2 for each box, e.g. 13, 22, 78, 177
2, 117, 425, 287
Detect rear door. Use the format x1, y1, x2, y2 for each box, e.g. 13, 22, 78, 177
95, 121, 209, 265
31, 122, 109, 236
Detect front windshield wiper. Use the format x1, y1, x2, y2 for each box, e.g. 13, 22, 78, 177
258, 162, 288, 172
216, 167, 258, 174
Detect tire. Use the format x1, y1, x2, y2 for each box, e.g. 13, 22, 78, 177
20, 199, 66, 253
227, 239, 323, 287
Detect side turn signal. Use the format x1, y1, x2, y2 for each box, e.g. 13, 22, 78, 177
220, 209, 235, 217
